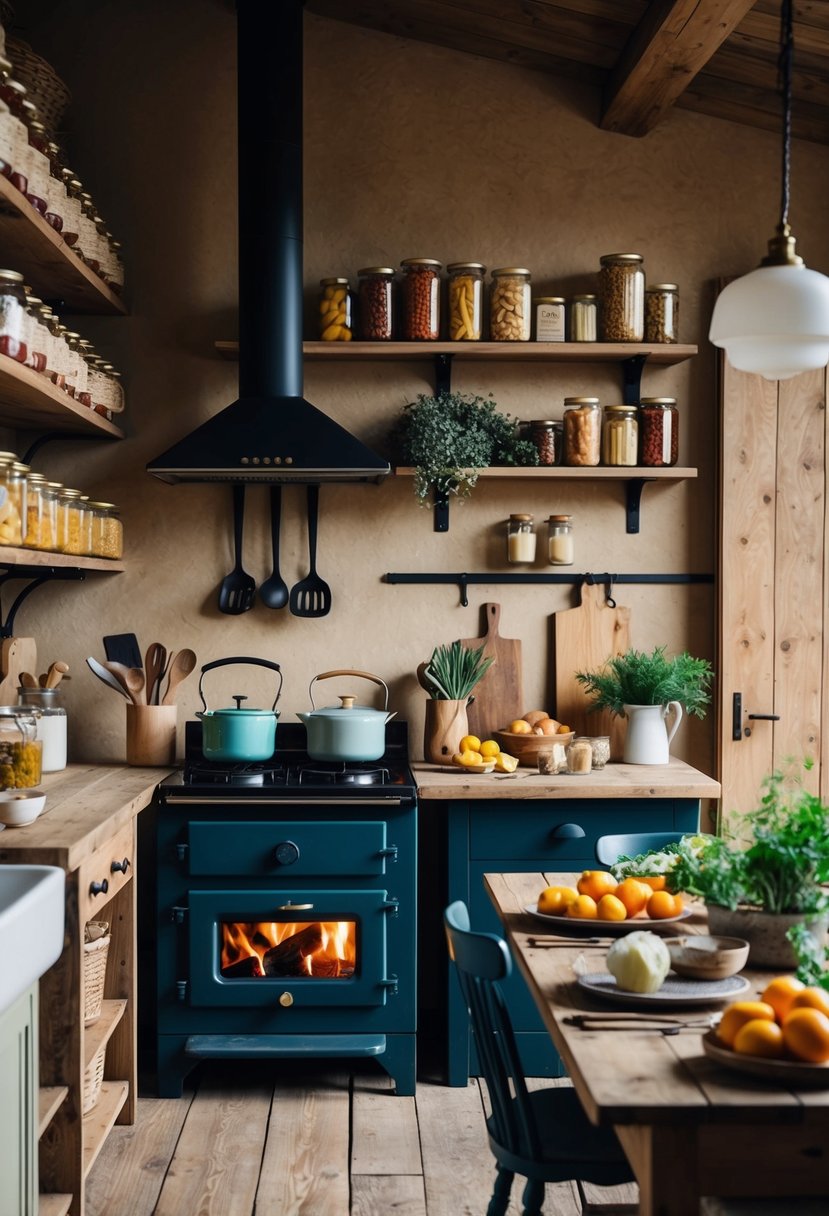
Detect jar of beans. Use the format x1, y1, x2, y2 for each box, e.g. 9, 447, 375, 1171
447, 262, 484, 341
529, 419, 558, 466
599, 253, 645, 341
400, 258, 441, 340
318, 278, 353, 341
563, 397, 601, 467
534, 296, 565, 342
639, 397, 679, 467
601, 404, 639, 467
645, 284, 679, 343
356, 267, 395, 340
568, 294, 598, 342
489, 268, 531, 341
0, 269, 27, 362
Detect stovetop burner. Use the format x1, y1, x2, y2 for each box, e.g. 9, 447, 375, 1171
298, 763, 390, 786
184, 761, 287, 787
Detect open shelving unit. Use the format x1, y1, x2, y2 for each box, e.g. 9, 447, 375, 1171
0, 353, 123, 437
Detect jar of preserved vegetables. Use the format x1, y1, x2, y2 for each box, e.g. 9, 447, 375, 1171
0, 707, 42, 788
400, 258, 441, 340
0, 269, 27, 362
447, 262, 484, 341
563, 396, 601, 467
547, 515, 574, 565
601, 404, 639, 467
639, 397, 679, 467
318, 277, 352, 341
490, 268, 531, 341
568, 294, 598, 342
599, 252, 645, 341
645, 284, 679, 343
507, 514, 536, 564
356, 267, 394, 340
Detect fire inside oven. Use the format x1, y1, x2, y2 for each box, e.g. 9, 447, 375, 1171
220, 918, 357, 979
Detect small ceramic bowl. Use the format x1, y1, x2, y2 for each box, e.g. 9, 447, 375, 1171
0, 788, 46, 828
664, 934, 749, 980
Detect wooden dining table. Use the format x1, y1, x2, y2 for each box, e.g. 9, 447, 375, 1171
484, 871, 829, 1216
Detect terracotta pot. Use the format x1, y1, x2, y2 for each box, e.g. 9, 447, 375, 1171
706, 903, 829, 968
424, 698, 468, 765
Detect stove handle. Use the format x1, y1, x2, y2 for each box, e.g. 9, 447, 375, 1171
274, 840, 300, 866
276, 900, 314, 911
379, 844, 398, 863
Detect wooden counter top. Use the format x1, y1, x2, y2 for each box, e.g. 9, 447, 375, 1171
413, 757, 720, 801
0, 763, 171, 870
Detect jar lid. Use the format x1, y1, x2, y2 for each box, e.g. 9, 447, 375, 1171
0, 450, 18, 461
446, 261, 486, 273
0, 269, 24, 284
530, 419, 555, 428
548, 514, 572, 521
86, 501, 118, 510
600, 253, 644, 264
0, 56, 12, 75
26, 295, 42, 307
357, 266, 395, 276
535, 296, 565, 304
564, 396, 600, 406
5, 78, 27, 96
44, 481, 63, 490
570, 293, 597, 302
400, 258, 442, 268
640, 397, 677, 406
604, 403, 637, 412
12, 463, 29, 473
319, 277, 349, 286
647, 283, 678, 291
509, 513, 533, 521
60, 488, 82, 498
26, 472, 46, 482
491, 267, 530, 276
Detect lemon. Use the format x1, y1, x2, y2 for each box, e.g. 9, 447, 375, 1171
479, 739, 500, 758
459, 734, 481, 753
494, 752, 518, 773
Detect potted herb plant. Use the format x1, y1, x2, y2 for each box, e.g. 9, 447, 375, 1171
574, 646, 713, 764
418, 641, 493, 765
392, 390, 538, 508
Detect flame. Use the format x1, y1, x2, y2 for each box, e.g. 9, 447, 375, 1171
221, 919, 356, 978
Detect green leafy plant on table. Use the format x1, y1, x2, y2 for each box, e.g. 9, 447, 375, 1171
420, 641, 493, 701
393, 390, 538, 507
574, 646, 713, 718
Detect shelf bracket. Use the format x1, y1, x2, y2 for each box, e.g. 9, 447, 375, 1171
21, 430, 116, 466
434, 353, 453, 396
621, 353, 648, 405
433, 491, 450, 533
0, 567, 86, 637
625, 478, 654, 534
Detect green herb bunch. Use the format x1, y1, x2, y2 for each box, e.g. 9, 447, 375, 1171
421, 641, 493, 700
393, 391, 538, 506
574, 646, 713, 719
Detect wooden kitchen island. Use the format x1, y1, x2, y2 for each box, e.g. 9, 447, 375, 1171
412, 757, 720, 1085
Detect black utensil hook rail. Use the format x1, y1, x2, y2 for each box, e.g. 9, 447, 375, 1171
384, 570, 715, 608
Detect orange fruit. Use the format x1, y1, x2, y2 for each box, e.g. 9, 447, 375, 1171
787, 986, 829, 1019
638, 875, 667, 891
556, 724, 571, 734
615, 877, 651, 918
717, 1000, 776, 1047
566, 894, 598, 919
577, 870, 618, 901
596, 893, 627, 921
508, 720, 532, 734
646, 890, 683, 919
732, 1018, 785, 1058
537, 885, 578, 915
782, 1007, 829, 1063
761, 975, 806, 1022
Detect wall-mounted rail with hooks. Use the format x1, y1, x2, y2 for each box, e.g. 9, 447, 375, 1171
384, 570, 715, 607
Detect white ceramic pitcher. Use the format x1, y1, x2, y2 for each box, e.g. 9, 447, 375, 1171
622, 701, 683, 764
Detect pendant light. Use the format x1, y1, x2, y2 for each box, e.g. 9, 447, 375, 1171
708, 0, 829, 381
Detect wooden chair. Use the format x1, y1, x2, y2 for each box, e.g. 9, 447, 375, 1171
443, 900, 633, 1216
594, 830, 685, 868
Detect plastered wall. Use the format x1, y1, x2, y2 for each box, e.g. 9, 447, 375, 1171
15, 1, 829, 783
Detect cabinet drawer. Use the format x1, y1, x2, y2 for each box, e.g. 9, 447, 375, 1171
78, 819, 135, 924
187, 820, 391, 877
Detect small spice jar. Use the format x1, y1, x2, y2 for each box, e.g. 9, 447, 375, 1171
489, 268, 531, 341
318, 277, 353, 341
400, 258, 441, 340
587, 736, 610, 769
566, 738, 593, 774
563, 396, 601, 467
529, 419, 557, 466
639, 397, 679, 467
447, 262, 485, 341
645, 284, 679, 343
356, 267, 394, 340
599, 253, 645, 342
568, 294, 598, 342
547, 514, 574, 565
601, 404, 639, 467
0, 268, 28, 362
534, 296, 565, 342
507, 513, 536, 564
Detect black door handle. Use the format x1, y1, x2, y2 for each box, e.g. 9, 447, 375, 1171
747, 713, 781, 721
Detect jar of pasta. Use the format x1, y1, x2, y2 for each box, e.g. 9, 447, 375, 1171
57, 487, 84, 554
601, 404, 639, 467
447, 262, 484, 341
563, 397, 601, 467
89, 501, 123, 559
400, 258, 441, 340
23, 474, 57, 550
645, 284, 679, 343
318, 277, 353, 341
356, 267, 395, 340
489, 268, 531, 341
639, 398, 679, 467
599, 253, 645, 341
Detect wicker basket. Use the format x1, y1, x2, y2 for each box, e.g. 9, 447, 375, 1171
82, 1043, 106, 1114
83, 928, 110, 1026
6, 37, 71, 134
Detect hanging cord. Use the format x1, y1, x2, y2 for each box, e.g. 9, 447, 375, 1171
778, 0, 794, 228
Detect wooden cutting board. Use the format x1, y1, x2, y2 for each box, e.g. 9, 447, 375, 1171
551, 582, 630, 760
0, 637, 37, 706
458, 603, 523, 740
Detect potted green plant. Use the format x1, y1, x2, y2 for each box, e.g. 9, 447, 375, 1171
418, 641, 493, 765
392, 390, 538, 507
574, 646, 713, 764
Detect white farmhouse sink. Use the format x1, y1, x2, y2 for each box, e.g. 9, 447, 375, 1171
0, 865, 65, 1014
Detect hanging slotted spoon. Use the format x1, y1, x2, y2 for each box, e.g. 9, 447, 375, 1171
289, 484, 332, 618
218, 484, 256, 614
259, 485, 289, 609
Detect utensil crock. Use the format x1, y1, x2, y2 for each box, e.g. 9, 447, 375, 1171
297, 669, 395, 762
196, 656, 283, 762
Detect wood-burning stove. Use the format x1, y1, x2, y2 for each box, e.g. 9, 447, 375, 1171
154, 722, 417, 1095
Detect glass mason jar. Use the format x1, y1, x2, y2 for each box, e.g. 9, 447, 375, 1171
601, 404, 639, 467
17, 687, 66, 772
356, 266, 395, 340
57, 487, 84, 554
534, 296, 565, 342
507, 513, 536, 564
318, 277, 352, 340
0, 707, 42, 788
78, 192, 100, 270
100, 363, 125, 414
588, 736, 610, 769
447, 261, 485, 341
639, 397, 679, 467
599, 252, 645, 341
0, 268, 27, 362
0, 459, 21, 545
645, 283, 679, 343
88, 501, 123, 559
7, 461, 27, 534
23, 292, 47, 372
61, 172, 82, 246
489, 268, 531, 341
23, 473, 57, 550
109, 237, 125, 291
0, 78, 29, 192
566, 737, 593, 774
547, 514, 574, 565
44, 140, 66, 232
568, 293, 598, 342
563, 396, 601, 467
399, 258, 441, 340
529, 419, 557, 466
24, 116, 51, 215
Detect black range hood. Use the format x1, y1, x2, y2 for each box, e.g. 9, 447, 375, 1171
147, 0, 390, 485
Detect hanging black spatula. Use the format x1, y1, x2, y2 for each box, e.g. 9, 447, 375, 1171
289, 485, 332, 617
218, 484, 256, 614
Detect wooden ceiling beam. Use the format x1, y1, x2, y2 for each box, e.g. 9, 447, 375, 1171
601, 0, 759, 137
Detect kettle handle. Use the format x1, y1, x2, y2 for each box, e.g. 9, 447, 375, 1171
198, 656, 283, 713
309, 669, 389, 712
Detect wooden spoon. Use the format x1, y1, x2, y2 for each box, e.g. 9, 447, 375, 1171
104, 660, 145, 705
144, 642, 167, 705
19, 672, 39, 689
161, 649, 196, 705
45, 661, 69, 689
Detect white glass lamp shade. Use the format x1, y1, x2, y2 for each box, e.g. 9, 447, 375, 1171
709, 262, 829, 380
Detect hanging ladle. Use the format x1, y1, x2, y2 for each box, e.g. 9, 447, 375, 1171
259, 485, 289, 609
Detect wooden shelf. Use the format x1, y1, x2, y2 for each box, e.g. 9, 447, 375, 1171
394, 465, 697, 481
0, 177, 125, 316
0, 353, 124, 437
83, 1000, 127, 1071
38, 1194, 72, 1216
216, 339, 698, 365
38, 1086, 68, 1138
0, 547, 125, 573
82, 1081, 129, 1178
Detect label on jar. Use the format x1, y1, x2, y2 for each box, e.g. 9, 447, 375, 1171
535, 300, 565, 342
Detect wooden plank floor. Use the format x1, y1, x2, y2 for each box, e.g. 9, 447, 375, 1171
83, 1060, 637, 1216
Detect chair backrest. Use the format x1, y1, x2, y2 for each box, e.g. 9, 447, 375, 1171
594, 830, 684, 867
444, 900, 541, 1159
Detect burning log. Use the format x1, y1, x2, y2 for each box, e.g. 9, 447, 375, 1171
263, 924, 323, 976
221, 955, 263, 979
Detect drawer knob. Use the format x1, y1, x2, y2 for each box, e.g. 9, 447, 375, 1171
550, 822, 586, 839
274, 840, 300, 866
111, 857, 131, 874
279, 991, 294, 1008
89, 878, 109, 897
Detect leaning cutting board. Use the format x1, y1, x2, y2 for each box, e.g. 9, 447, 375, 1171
458, 603, 523, 740
551, 582, 630, 760
0, 637, 37, 706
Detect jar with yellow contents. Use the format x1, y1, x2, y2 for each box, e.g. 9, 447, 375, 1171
57, 487, 84, 554
318, 277, 353, 341
447, 262, 485, 341
88, 501, 123, 559
0, 455, 22, 545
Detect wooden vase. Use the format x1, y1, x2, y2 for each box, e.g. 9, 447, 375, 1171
424, 698, 468, 765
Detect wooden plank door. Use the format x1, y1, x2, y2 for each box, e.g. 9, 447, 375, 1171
718, 358, 827, 826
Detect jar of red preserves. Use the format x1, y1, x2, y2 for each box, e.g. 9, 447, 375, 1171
356, 267, 394, 340
400, 258, 441, 340
639, 397, 679, 467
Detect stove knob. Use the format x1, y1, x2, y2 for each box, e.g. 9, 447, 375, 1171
274, 840, 300, 866
279, 992, 294, 1008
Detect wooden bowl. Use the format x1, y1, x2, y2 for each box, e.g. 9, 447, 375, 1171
664, 935, 749, 980
492, 729, 574, 768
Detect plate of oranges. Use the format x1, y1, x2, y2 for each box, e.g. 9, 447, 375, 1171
526, 870, 692, 935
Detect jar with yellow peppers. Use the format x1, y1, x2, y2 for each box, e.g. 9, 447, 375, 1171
57, 487, 84, 555
447, 262, 484, 341
88, 501, 123, 559
318, 277, 353, 341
